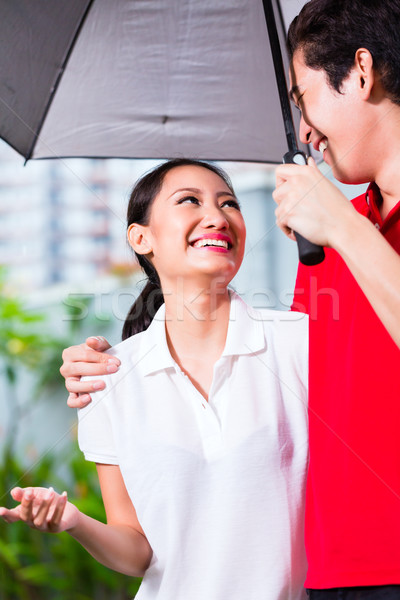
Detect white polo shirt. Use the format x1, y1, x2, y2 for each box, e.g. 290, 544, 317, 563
78, 292, 309, 600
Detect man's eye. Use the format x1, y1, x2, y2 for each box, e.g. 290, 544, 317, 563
296, 93, 305, 109
177, 196, 200, 205
291, 92, 303, 112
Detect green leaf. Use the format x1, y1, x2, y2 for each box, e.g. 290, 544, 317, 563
0, 539, 22, 569
17, 563, 54, 585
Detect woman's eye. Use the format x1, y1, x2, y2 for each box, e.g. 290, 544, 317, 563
221, 199, 241, 210
177, 196, 200, 205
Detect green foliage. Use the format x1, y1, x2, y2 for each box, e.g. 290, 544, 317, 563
0, 270, 68, 396
0, 269, 142, 599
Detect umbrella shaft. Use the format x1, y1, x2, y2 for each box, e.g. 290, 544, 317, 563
261, 0, 298, 154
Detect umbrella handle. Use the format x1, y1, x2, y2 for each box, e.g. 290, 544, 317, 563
283, 150, 325, 266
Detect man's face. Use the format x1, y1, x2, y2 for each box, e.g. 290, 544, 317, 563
289, 49, 374, 184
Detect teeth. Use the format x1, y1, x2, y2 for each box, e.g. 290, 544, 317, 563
193, 239, 229, 249
319, 139, 328, 153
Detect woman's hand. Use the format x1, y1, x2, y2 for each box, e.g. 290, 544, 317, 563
0, 487, 80, 533
60, 336, 118, 408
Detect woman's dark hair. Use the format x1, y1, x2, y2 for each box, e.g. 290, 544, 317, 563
287, 0, 400, 105
122, 158, 234, 340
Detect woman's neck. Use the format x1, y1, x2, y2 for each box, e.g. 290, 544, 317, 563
162, 284, 232, 401
163, 284, 231, 365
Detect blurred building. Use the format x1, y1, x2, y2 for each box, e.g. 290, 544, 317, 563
0, 141, 153, 290
0, 140, 301, 309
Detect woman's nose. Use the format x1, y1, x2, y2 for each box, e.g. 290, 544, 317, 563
201, 204, 229, 229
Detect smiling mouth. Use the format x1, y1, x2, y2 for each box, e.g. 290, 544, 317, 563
192, 238, 232, 250
319, 139, 328, 153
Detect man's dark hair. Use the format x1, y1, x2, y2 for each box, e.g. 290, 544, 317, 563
287, 0, 400, 105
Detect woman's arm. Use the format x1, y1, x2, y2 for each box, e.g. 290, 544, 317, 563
0, 466, 152, 578
71, 464, 153, 577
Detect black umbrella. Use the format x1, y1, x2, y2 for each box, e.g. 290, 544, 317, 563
0, 0, 323, 264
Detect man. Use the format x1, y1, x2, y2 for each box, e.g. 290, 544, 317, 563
273, 0, 400, 598
61, 1, 400, 598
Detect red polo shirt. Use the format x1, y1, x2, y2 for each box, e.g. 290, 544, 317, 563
292, 183, 400, 588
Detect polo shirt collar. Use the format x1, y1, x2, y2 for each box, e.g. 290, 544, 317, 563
135, 303, 175, 376
222, 291, 266, 357
366, 182, 400, 232
135, 290, 266, 376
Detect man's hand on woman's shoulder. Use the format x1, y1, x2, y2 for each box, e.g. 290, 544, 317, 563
60, 336, 118, 408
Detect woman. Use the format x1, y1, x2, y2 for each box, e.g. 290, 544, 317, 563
0, 159, 309, 599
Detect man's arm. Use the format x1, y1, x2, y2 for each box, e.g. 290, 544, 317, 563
332, 210, 400, 348
273, 159, 400, 349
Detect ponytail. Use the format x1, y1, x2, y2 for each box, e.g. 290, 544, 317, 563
122, 259, 164, 340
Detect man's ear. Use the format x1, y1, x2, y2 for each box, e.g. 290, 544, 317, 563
127, 223, 152, 255
354, 48, 375, 99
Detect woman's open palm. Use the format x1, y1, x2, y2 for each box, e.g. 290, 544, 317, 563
0, 486, 79, 533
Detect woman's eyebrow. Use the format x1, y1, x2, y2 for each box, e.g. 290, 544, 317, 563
169, 187, 201, 197
168, 188, 237, 199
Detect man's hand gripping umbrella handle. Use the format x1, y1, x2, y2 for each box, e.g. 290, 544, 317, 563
284, 150, 325, 266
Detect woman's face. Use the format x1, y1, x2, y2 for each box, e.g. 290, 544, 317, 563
131, 165, 246, 290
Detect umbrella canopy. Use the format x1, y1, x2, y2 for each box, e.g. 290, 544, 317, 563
0, 0, 309, 163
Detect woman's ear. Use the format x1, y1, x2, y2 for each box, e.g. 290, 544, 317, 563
354, 48, 375, 100
127, 223, 153, 255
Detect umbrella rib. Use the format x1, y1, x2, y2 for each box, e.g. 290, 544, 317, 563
25, 0, 96, 162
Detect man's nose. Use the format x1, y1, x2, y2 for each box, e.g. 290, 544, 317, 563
299, 114, 312, 145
